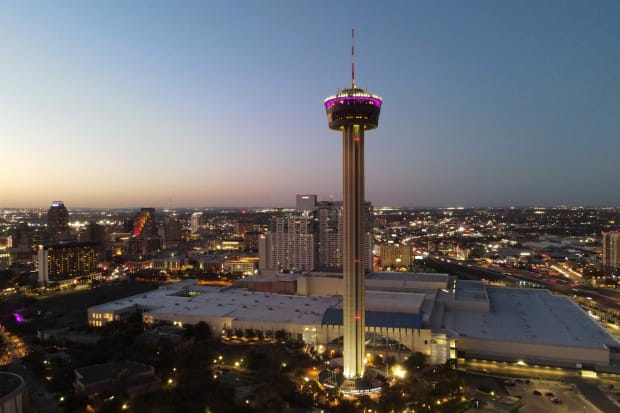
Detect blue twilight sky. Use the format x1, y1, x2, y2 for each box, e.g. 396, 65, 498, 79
1, 1, 619, 208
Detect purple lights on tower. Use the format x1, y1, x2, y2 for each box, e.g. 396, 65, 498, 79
324, 95, 383, 109
325, 89, 382, 132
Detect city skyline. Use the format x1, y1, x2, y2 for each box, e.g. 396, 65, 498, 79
2, 1, 620, 208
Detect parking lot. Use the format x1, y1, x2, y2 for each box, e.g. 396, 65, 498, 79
504, 379, 601, 412
463, 373, 606, 413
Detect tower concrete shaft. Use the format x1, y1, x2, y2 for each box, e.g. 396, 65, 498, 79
342, 124, 366, 379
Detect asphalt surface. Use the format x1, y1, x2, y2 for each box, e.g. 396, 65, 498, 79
1, 327, 60, 413
570, 379, 620, 413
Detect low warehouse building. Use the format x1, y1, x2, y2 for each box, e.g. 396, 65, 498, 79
87, 273, 620, 370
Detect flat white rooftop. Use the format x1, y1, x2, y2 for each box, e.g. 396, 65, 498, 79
454, 280, 488, 302
444, 287, 620, 349
366, 290, 425, 314
93, 279, 619, 348
89, 280, 432, 326
91, 281, 343, 325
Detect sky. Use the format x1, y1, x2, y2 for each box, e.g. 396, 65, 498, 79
1, 1, 619, 208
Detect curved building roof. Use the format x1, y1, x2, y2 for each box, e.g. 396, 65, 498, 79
0, 372, 24, 398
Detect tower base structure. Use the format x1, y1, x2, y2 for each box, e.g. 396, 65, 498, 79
318, 366, 385, 396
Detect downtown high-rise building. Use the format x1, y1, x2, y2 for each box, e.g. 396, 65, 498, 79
296, 194, 317, 215
190, 212, 203, 234
379, 241, 411, 269
0, 236, 10, 270
126, 208, 161, 258
164, 216, 183, 243
258, 198, 373, 273
259, 215, 315, 272
47, 201, 70, 241
602, 231, 620, 274
132, 208, 157, 237
37, 241, 98, 284
316, 201, 341, 270
81, 222, 106, 249
316, 200, 373, 272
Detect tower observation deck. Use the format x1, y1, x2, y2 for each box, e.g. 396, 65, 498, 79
325, 88, 382, 131
324, 39, 382, 382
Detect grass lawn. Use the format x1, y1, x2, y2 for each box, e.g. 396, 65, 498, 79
4, 282, 161, 334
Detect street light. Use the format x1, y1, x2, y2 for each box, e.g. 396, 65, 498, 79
392, 365, 407, 379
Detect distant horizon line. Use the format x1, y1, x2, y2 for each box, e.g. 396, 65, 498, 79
2, 204, 620, 211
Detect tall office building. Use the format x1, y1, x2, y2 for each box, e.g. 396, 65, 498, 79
258, 215, 315, 272
190, 212, 203, 234
296, 194, 317, 215
324, 30, 382, 381
12, 223, 32, 250
0, 251, 10, 271
602, 231, 620, 275
0, 235, 12, 250
8, 223, 35, 264
37, 242, 98, 284
316, 201, 373, 272
379, 242, 411, 269
316, 201, 342, 270
47, 201, 70, 240
243, 231, 260, 252
132, 208, 156, 238
164, 218, 183, 242
0, 235, 11, 270
81, 222, 106, 249
125, 208, 161, 258
259, 198, 373, 273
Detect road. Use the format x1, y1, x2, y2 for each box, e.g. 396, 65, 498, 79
461, 359, 620, 413
569, 379, 620, 413
0, 325, 27, 365
1, 325, 60, 413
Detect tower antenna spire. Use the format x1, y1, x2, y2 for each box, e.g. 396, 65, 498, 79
351, 27, 355, 88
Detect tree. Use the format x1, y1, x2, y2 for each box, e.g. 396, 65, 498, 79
22, 349, 46, 375
372, 354, 384, 367
404, 351, 427, 371
378, 384, 407, 413
193, 321, 211, 340
333, 399, 357, 413
357, 395, 378, 412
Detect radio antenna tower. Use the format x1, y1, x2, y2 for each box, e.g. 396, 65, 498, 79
351, 28, 355, 88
